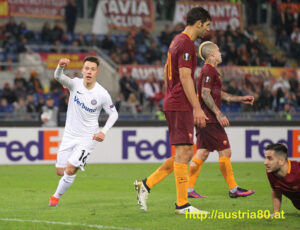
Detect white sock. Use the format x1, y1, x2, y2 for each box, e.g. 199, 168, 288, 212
188, 188, 194, 193
53, 172, 76, 198
230, 186, 238, 193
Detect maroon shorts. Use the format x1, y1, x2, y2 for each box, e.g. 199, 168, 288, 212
292, 199, 300, 210
164, 111, 193, 145
196, 123, 230, 151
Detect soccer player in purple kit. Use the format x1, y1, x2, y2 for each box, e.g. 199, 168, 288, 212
187, 41, 255, 199
134, 7, 211, 214
265, 143, 300, 214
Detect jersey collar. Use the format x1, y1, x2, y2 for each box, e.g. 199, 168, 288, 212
205, 62, 215, 67
182, 32, 192, 40
287, 160, 291, 174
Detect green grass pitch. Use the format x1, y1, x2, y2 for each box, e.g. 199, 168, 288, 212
0, 163, 299, 230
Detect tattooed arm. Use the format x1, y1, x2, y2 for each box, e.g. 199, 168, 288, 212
202, 87, 229, 127
221, 91, 254, 105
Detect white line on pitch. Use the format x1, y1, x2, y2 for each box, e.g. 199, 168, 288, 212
0, 218, 141, 230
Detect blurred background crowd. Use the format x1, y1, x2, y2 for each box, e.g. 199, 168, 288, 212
0, 0, 300, 124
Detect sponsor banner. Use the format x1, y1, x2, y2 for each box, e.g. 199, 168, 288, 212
93, 0, 154, 34
8, 0, 66, 18
118, 65, 298, 82
0, 0, 9, 18
0, 127, 300, 165
278, 3, 300, 13
39, 52, 96, 69
173, 1, 242, 30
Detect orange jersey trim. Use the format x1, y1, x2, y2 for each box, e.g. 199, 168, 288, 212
204, 62, 215, 68
287, 160, 291, 174
182, 32, 192, 40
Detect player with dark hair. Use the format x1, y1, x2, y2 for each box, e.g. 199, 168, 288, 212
48, 56, 118, 206
187, 41, 255, 199
134, 7, 211, 214
265, 143, 300, 214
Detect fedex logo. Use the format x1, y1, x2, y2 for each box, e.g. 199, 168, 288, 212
246, 130, 300, 158
122, 130, 171, 160
0, 130, 59, 162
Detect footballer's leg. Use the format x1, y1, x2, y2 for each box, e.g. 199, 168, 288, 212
188, 149, 208, 198
174, 145, 207, 214
218, 148, 255, 198
134, 156, 175, 211
49, 163, 77, 206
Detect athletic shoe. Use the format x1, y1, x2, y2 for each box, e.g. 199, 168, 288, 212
49, 196, 59, 207
175, 203, 208, 215
134, 180, 149, 211
188, 190, 207, 199
229, 187, 255, 198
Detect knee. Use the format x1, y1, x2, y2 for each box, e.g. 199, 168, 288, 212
65, 165, 77, 175
56, 168, 64, 176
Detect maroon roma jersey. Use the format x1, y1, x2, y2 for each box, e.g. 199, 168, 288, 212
267, 160, 300, 209
163, 32, 197, 111
197, 63, 222, 123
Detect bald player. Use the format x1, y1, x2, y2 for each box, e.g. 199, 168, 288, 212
187, 42, 255, 199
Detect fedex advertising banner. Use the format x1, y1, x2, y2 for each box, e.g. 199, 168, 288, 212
0, 127, 299, 165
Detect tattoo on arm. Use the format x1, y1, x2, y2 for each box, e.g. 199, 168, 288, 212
221, 91, 240, 103
202, 88, 220, 114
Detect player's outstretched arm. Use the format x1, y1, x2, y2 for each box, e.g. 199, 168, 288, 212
221, 91, 254, 105
202, 88, 229, 127
271, 189, 282, 215
54, 58, 74, 90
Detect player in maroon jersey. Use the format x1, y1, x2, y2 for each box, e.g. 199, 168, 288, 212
187, 41, 255, 199
134, 7, 211, 214
265, 143, 300, 214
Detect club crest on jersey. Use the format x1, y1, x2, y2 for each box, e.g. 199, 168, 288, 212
205, 76, 210, 83
91, 99, 97, 105
109, 104, 115, 109
183, 53, 191, 61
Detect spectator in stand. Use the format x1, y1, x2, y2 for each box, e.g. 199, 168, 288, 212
17, 36, 28, 54
291, 27, 300, 44
143, 73, 163, 111
119, 72, 139, 101
41, 22, 52, 43
64, 0, 77, 34
36, 96, 45, 114
14, 68, 27, 89
2, 82, 16, 104
146, 42, 161, 64
101, 33, 116, 52
277, 29, 290, 52
59, 91, 69, 113
283, 7, 294, 36
0, 98, 14, 113
14, 97, 27, 117
41, 95, 58, 127
76, 32, 88, 48
27, 71, 44, 94
127, 93, 142, 117
17, 22, 34, 41
14, 80, 27, 100
160, 24, 173, 46
26, 94, 37, 113
289, 74, 299, 94
5, 17, 18, 39
51, 20, 64, 42
89, 34, 102, 48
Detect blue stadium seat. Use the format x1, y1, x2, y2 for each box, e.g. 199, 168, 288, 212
0, 52, 6, 61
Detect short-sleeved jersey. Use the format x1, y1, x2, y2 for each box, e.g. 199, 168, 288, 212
267, 161, 300, 206
56, 74, 116, 137
197, 63, 222, 123
163, 32, 197, 111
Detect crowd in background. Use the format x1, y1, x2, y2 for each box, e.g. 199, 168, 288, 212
0, 0, 300, 120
